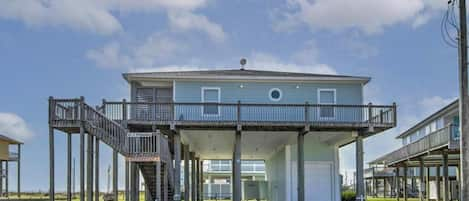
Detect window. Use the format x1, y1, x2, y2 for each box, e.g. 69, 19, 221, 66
202, 87, 220, 115
318, 89, 336, 118
269, 88, 282, 101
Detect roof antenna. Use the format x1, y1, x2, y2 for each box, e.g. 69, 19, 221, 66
240, 58, 247, 70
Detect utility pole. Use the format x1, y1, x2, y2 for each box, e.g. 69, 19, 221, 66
459, 0, 469, 200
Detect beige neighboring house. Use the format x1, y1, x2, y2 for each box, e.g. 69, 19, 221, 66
0, 134, 22, 197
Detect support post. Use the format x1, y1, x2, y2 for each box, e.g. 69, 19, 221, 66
130, 163, 135, 201
298, 131, 305, 201
419, 158, 424, 201
437, 165, 441, 201
125, 160, 129, 201
396, 167, 400, 201
173, 132, 181, 201
233, 131, 242, 201
191, 152, 196, 201
426, 167, 430, 201
67, 133, 72, 201
113, 150, 118, 201
200, 160, 204, 201
355, 135, 365, 201
17, 144, 20, 198
163, 166, 168, 201
87, 135, 94, 201
404, 165, 408, 201
184, 145, 190, 201
195, 157, 200, 201
0, 161, 3, 197
95, 139, 100, 201
80, 125, 85, 201
49, 126, 55, 201
443, 152, 449, 201
155, 160, 161, 201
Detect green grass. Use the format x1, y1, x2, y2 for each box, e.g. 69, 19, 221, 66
367, 197, 419, 201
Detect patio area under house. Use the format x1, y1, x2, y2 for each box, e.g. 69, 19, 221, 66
48, 69, 397, 201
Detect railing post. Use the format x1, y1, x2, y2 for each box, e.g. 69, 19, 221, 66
48, 96, 55, 124
305, 101, 309, 124
380, 110, 384, 124
123, 99, 128, 124
102, 99, 106, 115
393, 102, 397, 127
237, 100, 241, 124
80, 96, 85, 121
368, 102, 373, 124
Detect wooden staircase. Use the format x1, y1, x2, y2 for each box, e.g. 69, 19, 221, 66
49, 98, 175, 201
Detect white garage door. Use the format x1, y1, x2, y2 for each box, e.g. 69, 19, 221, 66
290, 161, 335, 201
305, 162, 333, 201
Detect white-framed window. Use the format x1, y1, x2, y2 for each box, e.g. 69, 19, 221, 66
269, 88, 282, 101
201, 87, 221, 116
318, 89, 336, 119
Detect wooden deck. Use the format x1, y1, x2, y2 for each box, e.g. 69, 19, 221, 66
370, 124, 460, 166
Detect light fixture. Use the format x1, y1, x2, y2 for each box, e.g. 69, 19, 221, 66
296, 85, 300, 89
240, 84, 244, 88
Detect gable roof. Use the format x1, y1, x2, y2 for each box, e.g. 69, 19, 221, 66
0, 134, 23, 145
123, 69, 371, 84
395, 99, 459, 139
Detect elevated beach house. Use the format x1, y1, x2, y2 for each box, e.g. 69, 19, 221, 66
48, 69, 396, 201
370, 100, 460, 201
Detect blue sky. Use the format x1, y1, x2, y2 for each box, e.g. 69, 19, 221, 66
0, 0, 461, 191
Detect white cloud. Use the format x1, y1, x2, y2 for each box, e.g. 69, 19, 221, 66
86, 34, 187, 69
0, 0, 123, 35
0, 113, 34, 141
168, 11, 227, 43
274, 0, 446, 34
248, 52, 337, 75
0, 0, 222, 39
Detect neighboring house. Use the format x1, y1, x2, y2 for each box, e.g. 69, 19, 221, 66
370, 100, 460, 201
48, 69, 396, 201
202, 160, 265, 199
0, 134, 22, 198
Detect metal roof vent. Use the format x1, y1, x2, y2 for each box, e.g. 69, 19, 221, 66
240, 58, 247, 70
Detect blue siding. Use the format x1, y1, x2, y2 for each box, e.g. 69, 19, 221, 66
174, 81, 363, 104
173, 81, 364, 122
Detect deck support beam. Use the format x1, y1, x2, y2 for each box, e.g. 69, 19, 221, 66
184, 145, 190, 201
155, 160, 161, 201
233, 131, 242, 201
436, 165, 441, 201
95, 139, 99, 201
87, 135, 94, 201
298, 130, 306, 201
404, 165, 408, 201
195, 157, 200, 201
173, 132, 181, 201
355, 134, 365, 201
419, 158, 424, 201
67, 133, 72, 201
49, 126, 55, 201
191, 152, 196, 201
80, 125, 85, 201
113, 150, 118, 201
17, 144, 21, 198
425, 167, 430, 201
396, 167, 400, 201
443, 152, 449, 201
125, 160, 129, 201
199, 160, 204, 201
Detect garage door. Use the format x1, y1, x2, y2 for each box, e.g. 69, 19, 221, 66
305, 162, 333, 201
